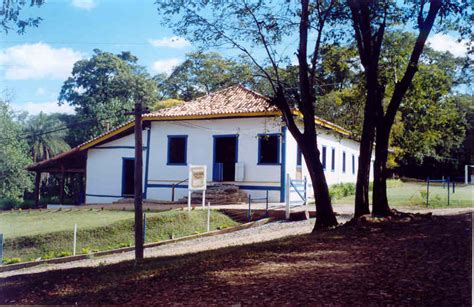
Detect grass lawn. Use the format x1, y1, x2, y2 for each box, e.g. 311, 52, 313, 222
0, 209, 238, 262
334, 181, 473, 208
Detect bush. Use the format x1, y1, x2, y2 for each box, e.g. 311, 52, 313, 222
0, 198, 22, 210
3, 257, 22, 264
329, 183, 356, 200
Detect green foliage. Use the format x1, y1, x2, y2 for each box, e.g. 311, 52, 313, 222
58, 50, 158, 143
2, 257, 21, 265
158, 52, 256, 101
0, 99, 33, 199
152, 98, 184, 111
24, 112, 70, 162
1, 0, 44, 34
0, 198, 21, 210
329, 183, 356, 200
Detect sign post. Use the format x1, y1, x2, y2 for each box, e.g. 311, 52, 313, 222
188, 165, 207, 211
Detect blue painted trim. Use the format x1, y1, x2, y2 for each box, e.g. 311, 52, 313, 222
280, 126, 287, 202
146, 183, 280, 191
167, 135, 188, 165
212, 134, 239, 181
148, 183, 188, 189
144, 128, 151, 199
257, 133, 281, 165
342, 151, 346, 173
94, 146, 147, 150
240, 185, 280, 191
86, 193, 124, 198
121, 157, 134, 197
331, 147, 336, 172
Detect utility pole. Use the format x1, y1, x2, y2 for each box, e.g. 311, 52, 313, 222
133, 100, 144, 262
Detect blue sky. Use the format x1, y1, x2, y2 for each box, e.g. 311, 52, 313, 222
0, 0, 470, 115
0, 0, 197, 114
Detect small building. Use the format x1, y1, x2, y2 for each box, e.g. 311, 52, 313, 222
28, 85, 373, 204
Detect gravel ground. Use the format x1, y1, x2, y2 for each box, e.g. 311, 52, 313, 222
1, 207, 470, 278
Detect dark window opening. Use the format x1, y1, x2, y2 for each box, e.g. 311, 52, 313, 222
331, 148, 335, 171
122, 158, 134, 196
168, 136, 187, 165
322, 146, 327, 169
352, 154, 355, 174
296, 145, 302, 166
258, 135, 279, 164
342, 151, 346, 173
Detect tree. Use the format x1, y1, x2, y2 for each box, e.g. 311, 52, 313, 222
157, 0, 342, 229
157, 52, 256, 101
59, 50, 158, 143
1, 0, 44, 34
152, 99, 184, 111
24, 112, 70, 163
0, 98, 32, 199
347, 0, 472, 216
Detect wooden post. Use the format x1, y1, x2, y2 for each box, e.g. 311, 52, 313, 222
34, 172, 41, 208
59, 173, 65, 204
134, 100, 144, 262
78, 173, 84, 204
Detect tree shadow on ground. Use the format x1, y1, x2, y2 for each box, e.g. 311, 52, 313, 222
1, 213, 471, 305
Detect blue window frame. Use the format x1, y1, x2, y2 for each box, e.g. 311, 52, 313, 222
167, 135, 187, 165
342, 151, 346, 173
331, 147, 336, 171
296, 145, 302, 167
258, 133, 280, 165
352, 154, 355, 174
322, 146, 327, 170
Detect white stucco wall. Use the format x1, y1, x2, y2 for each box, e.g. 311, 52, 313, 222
85, 116, 373, 204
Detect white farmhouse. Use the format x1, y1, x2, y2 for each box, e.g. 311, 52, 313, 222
28, 85, 373, 205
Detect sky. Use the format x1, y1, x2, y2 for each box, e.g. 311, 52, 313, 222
0, 0, 471, 115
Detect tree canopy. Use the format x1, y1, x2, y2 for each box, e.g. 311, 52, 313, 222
59, 50, 158, 143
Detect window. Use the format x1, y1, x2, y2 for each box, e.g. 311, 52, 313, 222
352, 154, 356, 174
331, 148, 336, 171
342, 151, 346, 173
322, 146, 327, 169
296, 145, 302, 167
167, 136, 187, 165
258, 134, 280, 164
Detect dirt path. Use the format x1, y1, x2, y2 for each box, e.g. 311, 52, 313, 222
1, 210, 471, 305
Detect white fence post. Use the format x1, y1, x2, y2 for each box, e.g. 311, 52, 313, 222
285, 173, 290, 219
202, 190, 206, 208
73, 224, 77, 256
465, 165, 469, 185
207, 202, 211, 232
187, 190, 191, 211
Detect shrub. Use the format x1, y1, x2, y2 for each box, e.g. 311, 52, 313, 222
0, 198, 22, 210
329, 183, 356, 200
3, 257, 22, 265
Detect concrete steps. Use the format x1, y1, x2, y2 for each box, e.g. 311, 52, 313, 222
179, 184, 248, 205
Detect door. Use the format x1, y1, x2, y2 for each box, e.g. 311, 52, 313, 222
213, 135, 238, 181
122, 158, 135, 197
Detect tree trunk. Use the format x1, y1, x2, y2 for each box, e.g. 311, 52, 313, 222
34, 172, 41, 208
372, 123, 391, 216
298, 139, 338, 230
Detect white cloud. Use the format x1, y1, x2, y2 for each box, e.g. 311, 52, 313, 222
427, 33, 471, 57
0, 43, 84, 80
151, 58, 182, 74
12, 101, 75, 115
148, 36, 191, 48
72, 0, 96, 10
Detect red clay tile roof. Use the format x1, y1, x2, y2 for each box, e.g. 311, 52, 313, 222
144, 85, 279, 118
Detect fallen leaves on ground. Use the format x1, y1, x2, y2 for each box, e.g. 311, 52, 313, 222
0, 213, 471, 305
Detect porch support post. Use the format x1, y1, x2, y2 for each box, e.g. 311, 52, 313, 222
59, 173, 65, 204
34, 171, 41, 208
78, 173, 84, 204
